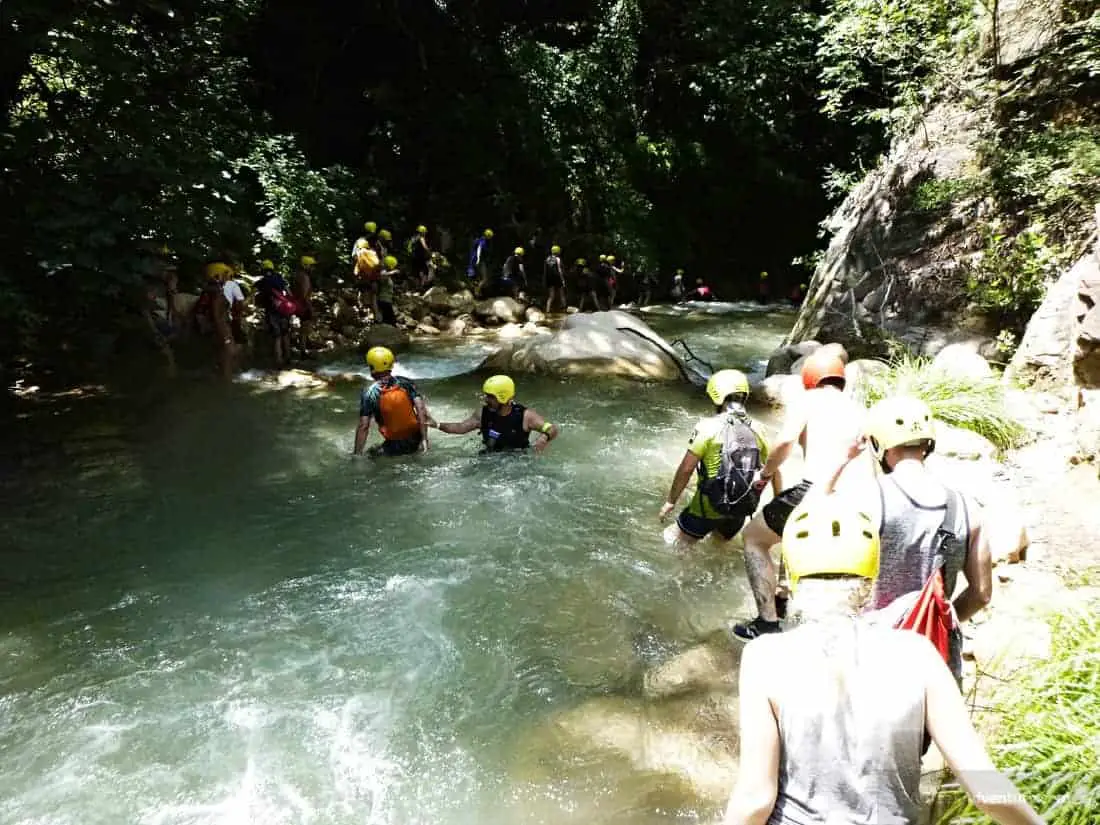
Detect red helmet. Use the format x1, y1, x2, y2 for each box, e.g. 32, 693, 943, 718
801, 349, 846, 389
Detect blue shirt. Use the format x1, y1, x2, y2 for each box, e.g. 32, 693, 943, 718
359, 375, 420, 422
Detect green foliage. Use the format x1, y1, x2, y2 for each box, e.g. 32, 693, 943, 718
910, 176, 984, 213
857, 353, 1026, 450
937, 601, 1100, 825
965, 225, 1059, 334
240, 137, 361, 268
817, 0, 976, 132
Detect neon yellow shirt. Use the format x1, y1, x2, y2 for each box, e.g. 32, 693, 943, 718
685, 412, 770, 519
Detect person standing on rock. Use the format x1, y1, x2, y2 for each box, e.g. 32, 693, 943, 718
354, 347, 432, 457
411, 225, 432, 289
730, 348, 869, 640
574, 258, 601, 312
431, 374, 558, 455
377, 256, 399, 326
543, 245, 566, 313
724, 498, 1045, 825
823, 395, 992, 685
658, 370, 768, 550
468, 228, 493, 297
501, 247, 527, 299
605, 255, 623, 307
292, 255, 316, 355
671, 269, 685, 301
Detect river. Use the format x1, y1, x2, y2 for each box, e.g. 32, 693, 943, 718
0, 303, 794, 825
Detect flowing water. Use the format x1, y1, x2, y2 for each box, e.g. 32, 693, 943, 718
1, 304, 794, 825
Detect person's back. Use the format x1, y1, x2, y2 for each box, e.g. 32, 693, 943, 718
800, 386, 867, 488
875, 463, 969, 612
764, 620, 926, 825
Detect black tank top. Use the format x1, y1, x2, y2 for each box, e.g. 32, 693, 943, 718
480, 403, 529, 451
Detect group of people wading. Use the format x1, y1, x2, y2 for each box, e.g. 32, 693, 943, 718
353, 342, 1043, 823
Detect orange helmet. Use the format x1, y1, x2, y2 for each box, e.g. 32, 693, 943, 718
801, 349, 846, 389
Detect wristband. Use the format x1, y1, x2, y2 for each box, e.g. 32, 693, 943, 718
539, 422, 553, 435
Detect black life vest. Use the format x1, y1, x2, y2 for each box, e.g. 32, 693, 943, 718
480, 402, 529, 451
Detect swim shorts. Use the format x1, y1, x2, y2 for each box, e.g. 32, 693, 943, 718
762, 479, 813, 536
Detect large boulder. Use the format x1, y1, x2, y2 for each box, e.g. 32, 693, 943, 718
765, 340, 821, 377
479, 311, 699, 382
931, 342, 994, 380
448, 289, 477, 316
475, 297, 527, 325
360, 324, 410, 351
422, 286, 452, 314
1074, 253, 1100, 388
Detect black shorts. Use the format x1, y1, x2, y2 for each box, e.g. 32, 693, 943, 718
370, 435, 422, 457
265, 311, 290, 337
762, 480, 813, 536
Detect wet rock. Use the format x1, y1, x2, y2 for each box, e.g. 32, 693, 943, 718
936, 425, 997, 461
1074, 255, 1100, 387
361, 324, 410, 351
525, 307, 547, 325
274, 369, 328, 390
751, 374, 803, 409
449, 289, 477, 316
565, 306, 579, 314
523, 321, 553, 336
496, 322, 526, 340
844, 358, 888, 397
765, 340, 821, 377
931, 343, 994, 380
643, 632, 743, 700
422, 286, 451, 314
416, 323, 441, 335
444, 317, 469, 337
481, 311, 696, 382
475, 297, 527, 325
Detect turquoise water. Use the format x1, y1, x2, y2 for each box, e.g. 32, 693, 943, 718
0, 305, 794, 825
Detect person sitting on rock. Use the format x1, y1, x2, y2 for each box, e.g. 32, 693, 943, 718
823, 395, 993, 686
724, 498, 1044, 825
730, 348, 869, 640
354, 347, 432, 457
501, 247, 527, 299
377, 256, 399, 326
543, 245, 566, 314
659, 370, 768, 550
432, 374, 558, 455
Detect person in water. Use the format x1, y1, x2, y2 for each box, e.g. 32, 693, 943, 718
724, 498, 1045, 825
432, 375, 558, 455
354, 347, 432, 457
731, 348, 870, 640
824, 395, 993, 685
686, 277, 714, 301
659, 370, 768, 550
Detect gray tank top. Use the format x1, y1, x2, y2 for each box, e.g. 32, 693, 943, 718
872, 468, 969, 612
769, 620, 926, 825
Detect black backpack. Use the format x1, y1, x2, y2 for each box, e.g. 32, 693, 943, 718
698, 412, 763, 518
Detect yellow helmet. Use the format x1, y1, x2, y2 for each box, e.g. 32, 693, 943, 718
760, 271, 769, 279
365, 221, 377, 233
483, 228, 494, 239
416, 224, 428, 234
383, 255, 398, 269
576, 258, 587, 266
781, 500, 880, 592
483, 374, 515, 404
607, 255, 616, 263
378, 229, 392, 241
366, 346, 395, 374
551, 245, 561, 255
865, 396, 936, 459
300, 255, 316, 268
514, 247, 525, 257
599, 254, 607, 262
204, 262, 233, 281
706, 369, 750, 405
261, 259, 275, 271
676, 268, 684, 275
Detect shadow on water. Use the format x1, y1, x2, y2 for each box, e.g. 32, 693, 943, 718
0, 306, 790, 825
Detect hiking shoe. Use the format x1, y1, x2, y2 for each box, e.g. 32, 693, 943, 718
729, 616, 782, 642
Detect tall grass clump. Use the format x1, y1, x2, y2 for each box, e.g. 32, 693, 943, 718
857, 354, 1027, 451
937, 602, 1100, 824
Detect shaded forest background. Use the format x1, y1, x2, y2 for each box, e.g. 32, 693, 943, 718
0, 0, 1006, 359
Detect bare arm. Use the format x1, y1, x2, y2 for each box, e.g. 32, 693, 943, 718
922, 639, 1045, 825
414, 397, 431, 448
954, 499, 992, 623
435, 411, 481, 435
665, 451, 700, 506
724, 640, 780, 825
523, 408, 559, 453
353, 415, 373, 455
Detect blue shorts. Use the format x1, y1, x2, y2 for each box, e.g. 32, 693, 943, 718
677, 492, 748, 540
